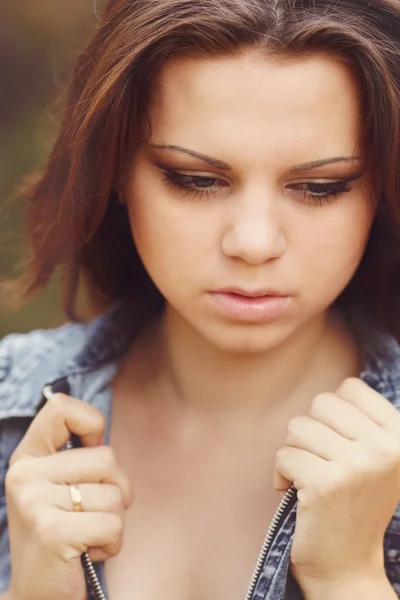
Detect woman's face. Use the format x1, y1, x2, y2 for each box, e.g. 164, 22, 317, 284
123, 52, 375, 353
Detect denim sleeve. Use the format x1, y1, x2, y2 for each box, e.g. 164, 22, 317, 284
0, 418, 33, 594
384, 520, 400, 598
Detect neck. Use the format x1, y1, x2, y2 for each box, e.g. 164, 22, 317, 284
146, 306, 361, 422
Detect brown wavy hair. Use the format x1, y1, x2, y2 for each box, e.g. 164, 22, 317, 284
4, 0, 400, 336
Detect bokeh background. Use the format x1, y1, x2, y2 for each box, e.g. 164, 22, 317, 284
0, 1, 105, 338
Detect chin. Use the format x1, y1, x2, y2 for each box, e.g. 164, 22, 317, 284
199, 320, 296, 355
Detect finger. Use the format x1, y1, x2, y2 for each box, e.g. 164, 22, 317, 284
55, 482, 129, 512
286, 415, 354, 461
274, 446, 328, 491
88, 547, 111, 563
273, 470, 292, 493
336, 377, 400, 436
19, 446, 133, 508
308, 392, 388, 446
12, 394, 106, 461
66, 511, 124, 559
41, 508, 124, 560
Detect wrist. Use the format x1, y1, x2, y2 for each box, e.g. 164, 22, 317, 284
298, 573, 397, 600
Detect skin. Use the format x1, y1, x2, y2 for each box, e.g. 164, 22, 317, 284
4, 52, 400, 600
117, 50, 377, 421
125, 51, 374, 358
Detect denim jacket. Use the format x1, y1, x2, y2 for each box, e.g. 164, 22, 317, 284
1, 295, 400, 599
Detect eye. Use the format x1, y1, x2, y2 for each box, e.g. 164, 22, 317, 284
290, 180, 352, 206
162, 170, 227, 199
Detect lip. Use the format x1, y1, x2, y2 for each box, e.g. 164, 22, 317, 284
208, 289, 291, 322
214, 287, 285, 298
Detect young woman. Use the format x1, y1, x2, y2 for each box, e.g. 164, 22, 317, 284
1, 0, 400, 599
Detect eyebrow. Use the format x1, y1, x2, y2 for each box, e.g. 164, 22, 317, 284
149, 144, 231, 170
149, 144, 362, 172
289, 156, 362, 172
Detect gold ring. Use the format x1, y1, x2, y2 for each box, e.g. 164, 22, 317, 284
69, 484, 83, 512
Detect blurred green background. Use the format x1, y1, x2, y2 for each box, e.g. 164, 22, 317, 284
0, 1, 104, 338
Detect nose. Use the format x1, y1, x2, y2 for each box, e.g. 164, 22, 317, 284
221, 191, 286, 264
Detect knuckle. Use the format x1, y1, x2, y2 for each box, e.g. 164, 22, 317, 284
122, 475, 133, 507
5, 465, 22, 494
13, 485, 42, 520
107, 514, 124, 540
94, 410, 107, 433
60, 542, 86, 562
275, 447, 287, 468
378, 438, 400, 464
5, 460, 31, 495
107, 486, 124, 513
337, 377, 361, 397
105, 543, 122, 558
45, 393, 69, 420
309, 393, 331, 417
9, 446, 24, 467
285, 416, 305, 442
98, 445, 117, 470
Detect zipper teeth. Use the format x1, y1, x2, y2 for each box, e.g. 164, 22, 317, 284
81, 552, 107, 600
244, 485, 297, 600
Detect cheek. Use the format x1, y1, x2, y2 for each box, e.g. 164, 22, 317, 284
295, 199, 374, 294
126, 178, 208, 289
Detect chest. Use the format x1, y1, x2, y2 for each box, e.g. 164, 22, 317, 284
105, 488, 281, 600
106, 406, 286, 600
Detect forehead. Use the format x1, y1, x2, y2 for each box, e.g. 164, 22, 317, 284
148, 52, 363, 164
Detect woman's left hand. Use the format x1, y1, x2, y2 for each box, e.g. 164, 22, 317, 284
274, 377, 400, 590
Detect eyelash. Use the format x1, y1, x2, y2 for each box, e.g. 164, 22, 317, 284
162, 171, 353, 206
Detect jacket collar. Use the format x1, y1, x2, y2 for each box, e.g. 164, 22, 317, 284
0, 295, 139, 419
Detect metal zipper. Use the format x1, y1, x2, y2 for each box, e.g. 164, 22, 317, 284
81, 552, 107, 600
244, 485, 297, 600
42, 385, 107, 600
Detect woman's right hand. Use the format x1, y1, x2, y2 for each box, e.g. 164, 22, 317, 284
4, 392, 132, 600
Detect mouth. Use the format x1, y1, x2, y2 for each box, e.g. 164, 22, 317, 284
207, 288, 291, 322
213, 287, 287, 298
